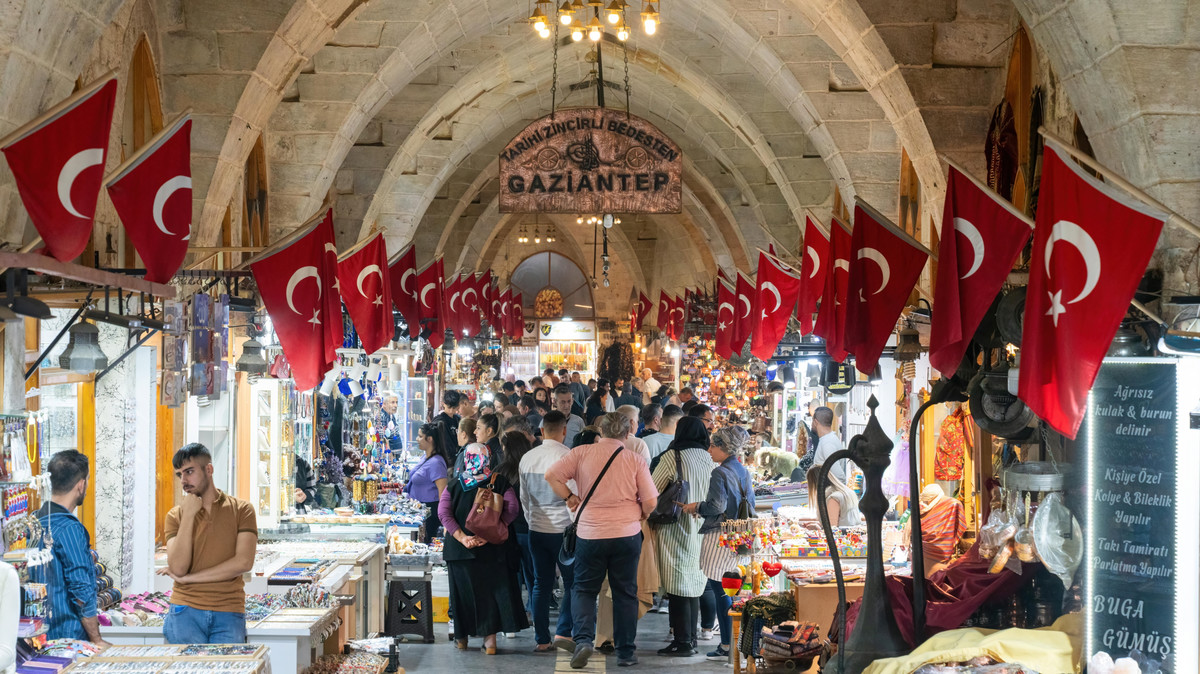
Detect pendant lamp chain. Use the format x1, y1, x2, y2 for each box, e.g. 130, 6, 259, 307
622, 5, 631, 118
551, 16, 560, 118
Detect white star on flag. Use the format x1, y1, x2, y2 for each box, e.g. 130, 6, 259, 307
309, 309, 322, 326
1046, 290, 1067, 326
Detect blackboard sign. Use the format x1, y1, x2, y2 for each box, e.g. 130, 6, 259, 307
1079, 359, 1177, 667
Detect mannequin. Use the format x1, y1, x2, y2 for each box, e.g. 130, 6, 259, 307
1, 560, 17, 674
934, 402, 971, 497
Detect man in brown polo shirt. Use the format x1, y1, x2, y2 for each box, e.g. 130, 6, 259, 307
163, 443, 257, 643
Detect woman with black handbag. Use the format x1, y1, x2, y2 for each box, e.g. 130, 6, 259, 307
685, 425, 755, 661
437, 443, 529, 654
649, 416, 714, 656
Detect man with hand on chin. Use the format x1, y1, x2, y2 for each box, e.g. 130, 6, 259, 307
163, 443, 258, 644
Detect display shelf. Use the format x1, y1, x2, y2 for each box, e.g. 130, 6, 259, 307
403, 376, 427, 455
505, 346, 540, 382
249, 380, 297, 528
538, 340, 593, 374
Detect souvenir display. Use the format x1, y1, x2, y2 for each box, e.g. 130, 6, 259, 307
678, 336, 759, 419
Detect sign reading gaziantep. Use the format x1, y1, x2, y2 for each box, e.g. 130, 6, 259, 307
499, 108, 682, 214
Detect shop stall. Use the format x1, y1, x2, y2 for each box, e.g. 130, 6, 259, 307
537, 320, 596, 375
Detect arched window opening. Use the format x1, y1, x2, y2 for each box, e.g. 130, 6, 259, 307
509, 251, 594, 321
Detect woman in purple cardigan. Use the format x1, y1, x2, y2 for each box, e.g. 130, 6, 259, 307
438, 443, 529, 654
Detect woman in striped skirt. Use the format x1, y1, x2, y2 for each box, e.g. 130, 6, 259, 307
650, 417, 713, 656
685, 425, 755, 661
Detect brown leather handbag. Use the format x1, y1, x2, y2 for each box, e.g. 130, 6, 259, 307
465, 474, 509, 545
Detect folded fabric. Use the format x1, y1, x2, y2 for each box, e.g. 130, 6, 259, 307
861, 614, 1081, 674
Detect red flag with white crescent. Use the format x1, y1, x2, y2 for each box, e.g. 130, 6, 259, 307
798, 216, 829, 335
105, 115, 191, 283
316, 211, 343, 362
657, 291, 670, 333
715, 280, 736, 360
930, 165, 1034, 376
845, 201, 929, 374
1019, 143, 1166, 439
750, 252, 803, 361
637, 291, 652, 331
416, 259, 444, 349
2, 77, 117, 262
461, 272, 483, 337
511, 293, 525, 340
443, 273, 462, 338
730, 272, 757, 355
337, 235, 393, 354
388, 244, 419, 338
489, 278, 501, 332
496, 287, 511, 338
813, 218, 852, 362
250, 223, 333, 389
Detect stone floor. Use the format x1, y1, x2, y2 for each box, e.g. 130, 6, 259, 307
392, 608, 735, 673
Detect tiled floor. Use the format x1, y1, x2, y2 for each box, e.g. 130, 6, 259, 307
392, 609, 735, 673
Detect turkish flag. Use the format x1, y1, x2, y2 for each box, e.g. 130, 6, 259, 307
388, 244, 419, 338
511, 293, 525, 339
845, 201, 929, 374
461, 272, 484, 337
316, 212, 343, 362
416, 259, 444, 348
337, 235, 393, 354
250, 221, 334, 389
673, 295, 689, 340
813, 218, 852, 361
715, 280, 736, 359
105, 115, 191, 283
930, 165, 1034, 375
730, 272, 757, 355
798, 216, 829, 335
2, 77, 117, 262
489, 278, 502, 333
717, 268, 730, 285
1019, 143, 1166, 439
750, 252, 802, 360
498, 287, 513, 338
657, 291, 671, 333
479, 271, 494, 331
638, 291, 652, 331
443, 274, 462, 338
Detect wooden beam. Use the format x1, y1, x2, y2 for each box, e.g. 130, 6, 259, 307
0, 252, 176, 298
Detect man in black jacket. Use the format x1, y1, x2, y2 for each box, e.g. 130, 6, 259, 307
433, 390, 462, 454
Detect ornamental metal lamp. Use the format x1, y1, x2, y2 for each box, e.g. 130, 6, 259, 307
59, 321, 108, 373
816, 396, 907, 673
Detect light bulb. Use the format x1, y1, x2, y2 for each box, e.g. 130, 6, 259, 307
603, 277, 610, 287
644, 16, 656, 34
561, 13, 573, 24
559, 1, 574, 23
617, 24, 629, 40
535, 236, 541, 243
539, 27, 551, 38
576, 217, 584, 224
571, 22, 584, 41
589, 26, 601, 40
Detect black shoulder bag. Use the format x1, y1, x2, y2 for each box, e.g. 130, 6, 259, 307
648, 448, 690, 526
559, 446, 623, 566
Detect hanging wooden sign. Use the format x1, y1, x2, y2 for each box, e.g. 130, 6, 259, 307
499, 108, 682, 214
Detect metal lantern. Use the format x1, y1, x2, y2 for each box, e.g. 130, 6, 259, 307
893, 325, 922, 362
235, 338, 269, 376
59, 321, 108, 373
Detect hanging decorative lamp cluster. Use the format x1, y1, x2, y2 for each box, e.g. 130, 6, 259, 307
529, 0, 658, 41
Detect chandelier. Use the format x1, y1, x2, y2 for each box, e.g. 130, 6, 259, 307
516, 222, 557, 244
530, 0, 659, 41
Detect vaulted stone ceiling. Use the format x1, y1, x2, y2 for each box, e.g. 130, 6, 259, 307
1, 0, 1198, 319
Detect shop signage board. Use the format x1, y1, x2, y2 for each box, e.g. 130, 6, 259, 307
1079, 359, 1177, 668
521, 321, 539, 347
499, 108, 683, 214
539, 320, 596, 341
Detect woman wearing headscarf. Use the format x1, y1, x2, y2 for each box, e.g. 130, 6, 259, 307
806, 465, 862, 527
437, 443, 529, 654
585, 380, 612, 424
651, 416, 714, 656
685, 425, 754, 661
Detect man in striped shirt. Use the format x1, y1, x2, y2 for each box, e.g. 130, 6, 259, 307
36, 450, 108, 646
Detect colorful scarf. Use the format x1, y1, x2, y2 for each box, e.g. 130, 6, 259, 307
458, 442, 492, 489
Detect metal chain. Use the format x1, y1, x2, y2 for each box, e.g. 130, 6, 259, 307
622, 7, 631, 118
551, 17, 560, 119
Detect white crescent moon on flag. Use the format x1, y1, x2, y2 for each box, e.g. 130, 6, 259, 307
501, 301, 509, 316
449, 290, 460, 313
738, 294, 752, 319
953, 217, 985, 279
1045, 220, 1101, 304
400, 268, 416, 295
834, 259, 849, 273
856, 247, 890, 294
356, 264, 382, 298
462, 287, 477, 309
761, 282, 782, 312
285, 266, 321, 315
673, 306, 685, 319
152, 176, 191, 238
57, 148, 104, 219
806, 246, 821, 279
420, 283, 436, 309
718, 301, 734, 318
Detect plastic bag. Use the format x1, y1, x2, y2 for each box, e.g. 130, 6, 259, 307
978, 499, 1018, 559
1032, 492, 1083, 589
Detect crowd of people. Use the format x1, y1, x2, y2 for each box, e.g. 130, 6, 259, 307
412, 369, 775, 669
